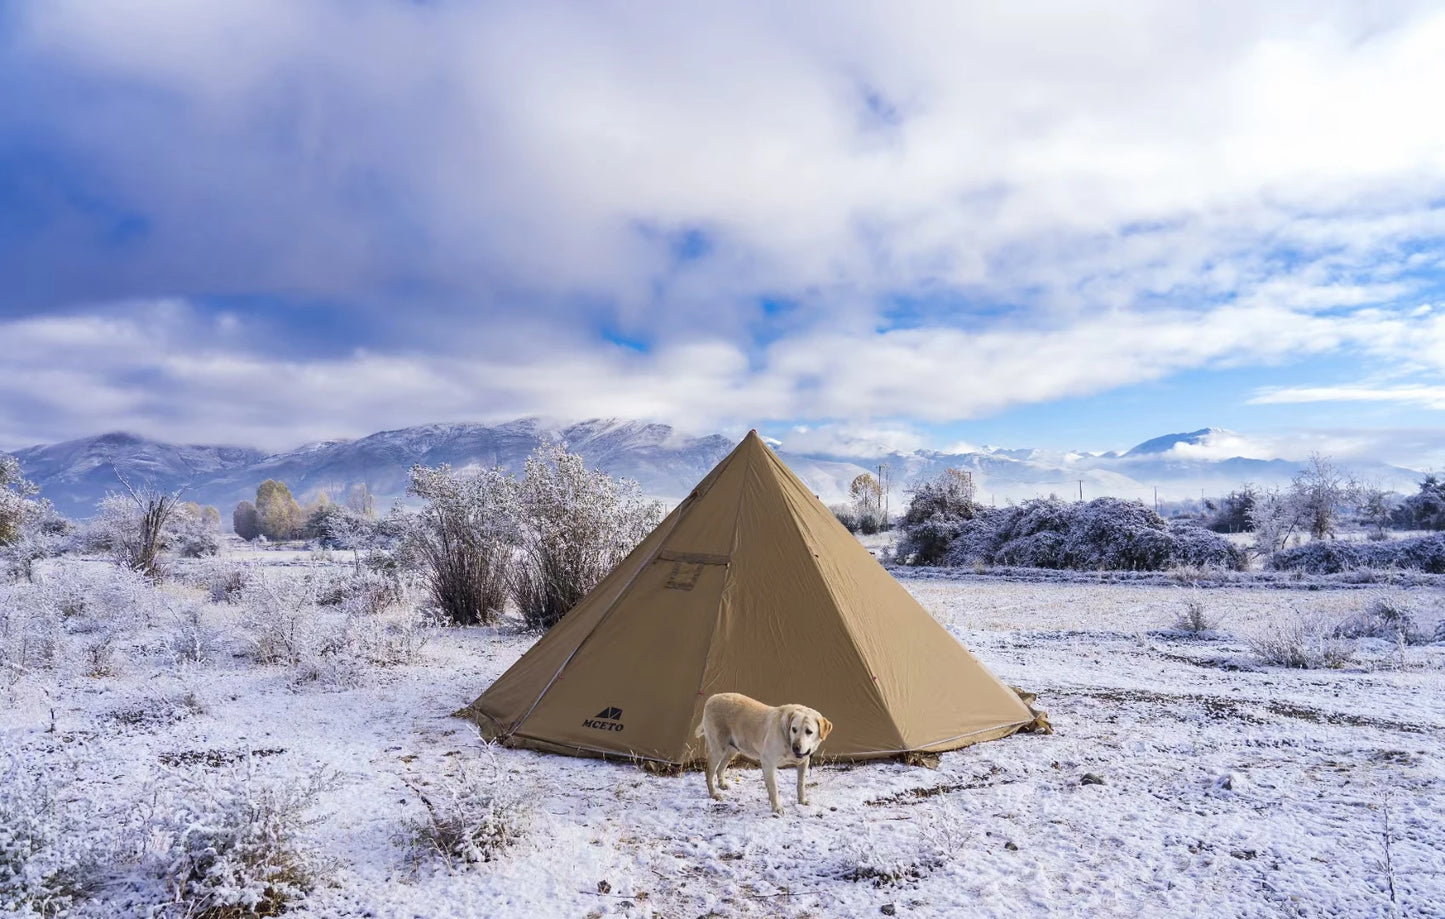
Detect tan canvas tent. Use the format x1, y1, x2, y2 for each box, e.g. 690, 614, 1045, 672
458, 430, 1038, 765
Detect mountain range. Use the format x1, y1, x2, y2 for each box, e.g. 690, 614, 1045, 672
8, 420, 1424, 519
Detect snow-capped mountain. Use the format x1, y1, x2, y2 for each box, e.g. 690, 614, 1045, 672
8, 421, 1423, 518
10, 420, 734, 515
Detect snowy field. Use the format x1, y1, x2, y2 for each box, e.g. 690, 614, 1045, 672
4, 548, 1444, 918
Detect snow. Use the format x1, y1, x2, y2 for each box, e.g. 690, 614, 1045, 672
3, 549, 1443, 918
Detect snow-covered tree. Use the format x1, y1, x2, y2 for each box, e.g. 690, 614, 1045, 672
1248, 485, 1303, 558
1291, 453, 1351, 540
510, 444, 663, 630
0, 453, 69, 582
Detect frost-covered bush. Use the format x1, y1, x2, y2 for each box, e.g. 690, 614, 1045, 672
897, 516, 966, 566
339, 605, 434, 668
1250, 614, 1355, 668
0, 748, 113, 916
168, 602, 221, 665
1063, 497, 1177, 570
1167, 521, 1248, 570
236, 572, 323, 665
1269, 533, 1445, 574
1334, 596, 1425, 645
1172, 595, 1217, 634
314, 568, 401, 616
930, 498, 1245, 572
896, 469, 977, 565
174, 560, 254, 605
148, 763, 331, 917
404, 464, 515, 626
61, 565, 162, 634
169, 503, 222, 559
405, 754, 529, 870
510, 445, 663, 631
0, 584, 62, 686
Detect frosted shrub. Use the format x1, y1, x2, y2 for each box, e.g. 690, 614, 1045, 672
315, 568, 400, 617
0, 748, 111, 916
405, 464, 514, 626
149, 763, 331, 917
405, 754, 529, 870
1270, 533, 1445, 574
174, 560, 254, 605
236, 573, 323, 665
1250, 613, 1355, 669
0, 454, 68, 584
40, 564, 163, 640
933, 498, 1245, 572
168, 602, 221, 665
0, 584, 61, 686
1172, 595, 1217, 634
1334, 596, 1424, 645
1167, 521, 1247, 570
342, 605, 433, 667
510, 444, 663, 630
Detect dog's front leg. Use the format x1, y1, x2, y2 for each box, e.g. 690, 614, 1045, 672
763, 763, 781, 814
796, 757, 810, 806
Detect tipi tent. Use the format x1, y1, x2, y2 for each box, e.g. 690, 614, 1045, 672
458, 430, 1038, 765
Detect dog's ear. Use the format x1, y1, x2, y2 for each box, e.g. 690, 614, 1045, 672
780, 708, 795, 743
818, 716, 833, 740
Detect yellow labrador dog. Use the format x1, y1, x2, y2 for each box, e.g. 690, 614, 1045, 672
696, 692, 833, 814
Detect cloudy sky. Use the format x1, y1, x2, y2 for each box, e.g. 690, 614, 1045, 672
2, 1, 1444, 466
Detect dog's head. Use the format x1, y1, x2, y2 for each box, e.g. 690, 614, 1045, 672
784, 705, 833, 758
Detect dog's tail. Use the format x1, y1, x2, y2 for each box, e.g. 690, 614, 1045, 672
694, 721, 705, 739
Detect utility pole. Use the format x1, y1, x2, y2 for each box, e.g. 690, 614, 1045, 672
1154, 486, 1159, 513
877, 463, 889, 526
1078, 480, 1084, 502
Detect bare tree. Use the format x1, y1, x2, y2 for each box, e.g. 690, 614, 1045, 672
848, 473, 883, 534
1248, 485, 1303, 558
111, 469, 186, 579
1291, 453, 1351, 540
1354, 481, 1395, 538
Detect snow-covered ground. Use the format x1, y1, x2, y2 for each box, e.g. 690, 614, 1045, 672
4, 549, 1443, 918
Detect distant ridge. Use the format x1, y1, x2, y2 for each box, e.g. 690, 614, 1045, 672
9, 418, 1422, 519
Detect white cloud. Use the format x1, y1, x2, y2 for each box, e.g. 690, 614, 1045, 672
5, 1, 1445, 467
9, 0, 1445, 319
1250, 385, 1445, 410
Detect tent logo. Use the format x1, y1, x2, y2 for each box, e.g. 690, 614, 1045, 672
582, 707, 624, 732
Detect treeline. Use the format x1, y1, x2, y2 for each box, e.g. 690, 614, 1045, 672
892, 454, 1445, 574
232, 481, 379, 544
1202, 471, 1445, 536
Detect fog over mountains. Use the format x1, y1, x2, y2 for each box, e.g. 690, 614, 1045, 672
9, 419, 1423, 518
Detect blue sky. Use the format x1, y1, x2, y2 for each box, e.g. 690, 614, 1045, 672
2, 1, 1445, 469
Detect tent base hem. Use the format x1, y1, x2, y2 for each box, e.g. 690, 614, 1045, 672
454, 704, 1037, 769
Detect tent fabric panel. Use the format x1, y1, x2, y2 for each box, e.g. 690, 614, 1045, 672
760, 448, 1035, 747
694, 443, 906, 756
456, 500, 684, 730
510, 558, 728, 762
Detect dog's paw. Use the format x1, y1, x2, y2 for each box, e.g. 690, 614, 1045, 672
799, 796, 811, 806
709, 791, 723, 801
